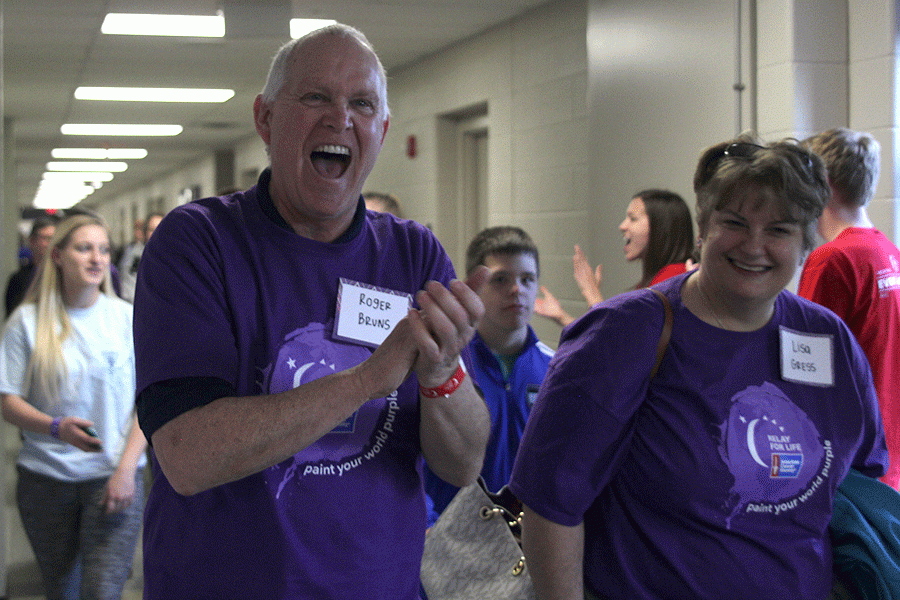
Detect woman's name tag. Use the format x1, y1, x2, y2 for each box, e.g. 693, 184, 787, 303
779, 326, 834, 387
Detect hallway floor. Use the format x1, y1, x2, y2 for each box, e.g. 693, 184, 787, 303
3, 421, 144, 599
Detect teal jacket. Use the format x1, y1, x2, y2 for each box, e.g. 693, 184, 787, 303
830, 468, 900, 599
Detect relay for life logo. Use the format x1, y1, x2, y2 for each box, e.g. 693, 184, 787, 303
260, 321, 401, 500
717, 382, 830, 524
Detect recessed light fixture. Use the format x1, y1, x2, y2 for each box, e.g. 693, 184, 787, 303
101, 13, 225, 37
290, 19, 337, 39
47, 161, 128, 172
52, 148, 147, 160
61, 124, 183, 136
75, 87, 235, 103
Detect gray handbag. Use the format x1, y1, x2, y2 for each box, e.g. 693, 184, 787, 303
421, 477, 535, 600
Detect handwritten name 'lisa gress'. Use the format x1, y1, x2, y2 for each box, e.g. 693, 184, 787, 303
790, 340, 816, 372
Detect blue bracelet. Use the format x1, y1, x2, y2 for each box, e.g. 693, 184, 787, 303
49, 417, 62, 439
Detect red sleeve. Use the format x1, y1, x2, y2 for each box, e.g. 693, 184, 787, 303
649, 263, 687, 286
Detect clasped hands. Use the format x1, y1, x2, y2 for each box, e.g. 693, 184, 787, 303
363, 266, 489, 398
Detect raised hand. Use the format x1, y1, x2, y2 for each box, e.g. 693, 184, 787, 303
573, 245, 603, 306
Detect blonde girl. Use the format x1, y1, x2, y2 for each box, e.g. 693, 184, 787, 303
0, 213, 146, 600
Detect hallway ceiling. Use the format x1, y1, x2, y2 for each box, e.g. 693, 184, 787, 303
4, 0, 549, 212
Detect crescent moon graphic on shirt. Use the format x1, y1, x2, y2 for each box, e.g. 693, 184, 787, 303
746, 419, 769, 468
293, 362, 316, 388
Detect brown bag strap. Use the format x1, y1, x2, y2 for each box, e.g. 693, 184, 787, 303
649, 288, 673, 379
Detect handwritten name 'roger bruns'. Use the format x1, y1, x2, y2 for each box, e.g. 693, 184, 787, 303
358, 292, 393, 330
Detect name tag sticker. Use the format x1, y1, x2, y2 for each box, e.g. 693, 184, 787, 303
779, 326, 834, 387
334, 279, 412, 348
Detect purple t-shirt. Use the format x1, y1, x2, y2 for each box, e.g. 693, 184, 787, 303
134, 175, 455, 599
509, 273, 887, 600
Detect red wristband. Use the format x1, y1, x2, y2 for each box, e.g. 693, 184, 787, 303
419, 363, 466, 398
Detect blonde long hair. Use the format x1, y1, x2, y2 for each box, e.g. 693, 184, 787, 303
22, 214, 114, 403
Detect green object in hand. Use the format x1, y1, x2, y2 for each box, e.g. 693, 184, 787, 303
80, 425, 102, 449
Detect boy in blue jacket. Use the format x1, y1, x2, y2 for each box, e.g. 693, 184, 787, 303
425, 226, 554, 519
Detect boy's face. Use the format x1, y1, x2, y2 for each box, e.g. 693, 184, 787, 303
478, 252, 539, 338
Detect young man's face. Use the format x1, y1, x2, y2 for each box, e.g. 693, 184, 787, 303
29, 225, 55, 263
478, 252, 539, 338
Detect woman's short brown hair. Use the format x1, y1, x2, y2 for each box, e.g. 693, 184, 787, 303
693, 132, 829, 252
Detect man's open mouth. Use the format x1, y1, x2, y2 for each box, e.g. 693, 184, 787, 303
311, 144, 351, 178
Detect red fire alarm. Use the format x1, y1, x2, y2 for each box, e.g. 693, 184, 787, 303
406, 135, 417, 158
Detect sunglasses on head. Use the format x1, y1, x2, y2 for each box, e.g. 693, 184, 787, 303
702, 141, 814, 186
722, 142, 766, 160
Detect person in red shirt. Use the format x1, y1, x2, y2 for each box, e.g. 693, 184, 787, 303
799, 127, 900, 489
536, 189, 695, 327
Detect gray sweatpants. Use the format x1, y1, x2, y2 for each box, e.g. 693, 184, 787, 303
16, 465, 144, 600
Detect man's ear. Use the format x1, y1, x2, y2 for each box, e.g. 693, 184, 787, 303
380, 115, 390, 145
253, 95, 273, 146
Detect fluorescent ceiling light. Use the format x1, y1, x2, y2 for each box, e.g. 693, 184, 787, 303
290, 19, 337, 39
38, 181, 95, 194
75, 87, 234, 103
43, 171, 115, 183
61, 124, 183, 136
33, 183, 95, 210
47, 161, 128, 172
52, 148, 147, 160
102, 13, 225, 37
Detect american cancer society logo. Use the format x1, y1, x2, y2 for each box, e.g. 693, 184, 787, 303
770, 453, 803, 478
